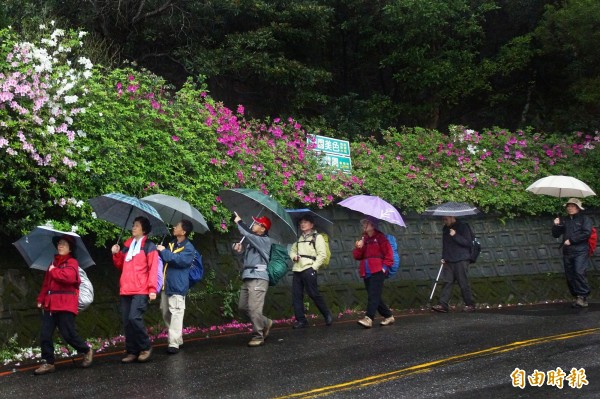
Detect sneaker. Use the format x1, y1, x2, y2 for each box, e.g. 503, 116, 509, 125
325, 313, 334, 326
292, 320, 308, 329
380, 316, 395, 326
575, 296, 589, 308
357, 316, 372, 328
166, 347, 180, 355
247, 338, 264, 347
431, 304, 448, 313
264, 319, 273, 339
463, 305, 476, 312
34, 363, 55, 375
137, 348, 153, 363
81, 349, 93, 368
121, 353, 137, 364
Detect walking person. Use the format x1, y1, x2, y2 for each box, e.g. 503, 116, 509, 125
552, 198, 593, 308
111, 216, 159, 363
232, 211, 274, 347
34, 234, 93, 375
353, 217, 395, 328
157, 219, 196, 354
431, 216, 476, 313
289, 214, 333, 328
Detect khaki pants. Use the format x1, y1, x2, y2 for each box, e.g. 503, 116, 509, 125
238, 278, 270, 339
160, 292, 186, 348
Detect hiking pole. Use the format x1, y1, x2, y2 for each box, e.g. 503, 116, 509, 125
428, 262, 444, 303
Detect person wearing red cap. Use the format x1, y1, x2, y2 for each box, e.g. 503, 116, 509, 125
232, 212, 274, 347
34, 234, 93, 375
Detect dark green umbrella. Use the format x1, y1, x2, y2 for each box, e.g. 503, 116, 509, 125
219, 188, 296, 244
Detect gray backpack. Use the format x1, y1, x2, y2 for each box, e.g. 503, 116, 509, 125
78, 267, 94, 311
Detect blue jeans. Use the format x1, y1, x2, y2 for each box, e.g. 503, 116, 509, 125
120, 295, 151, 355
363, 271, 392, 320
563, 252, 590, 297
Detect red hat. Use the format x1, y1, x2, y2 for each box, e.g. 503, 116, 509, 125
52, 234, 77, 251
252, 216, 272, 231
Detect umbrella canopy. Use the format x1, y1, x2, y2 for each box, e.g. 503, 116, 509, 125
286, 209, 334, 237
338, 195, 406, 227
13, 226, 95, 271
526, 175, 596, 198
423, 202, 481, 217
141, 194, 210, 234
89, 192, 169, 237
219, 188, 296, 244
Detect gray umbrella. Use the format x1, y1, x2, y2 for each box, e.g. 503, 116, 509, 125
286, 209, 334, 237
141, 194, 210, 234
423, 202, 481, 217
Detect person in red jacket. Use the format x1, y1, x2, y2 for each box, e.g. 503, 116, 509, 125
111, 216, 159, 363
353, 217, 395, 328
34, 234, 93, 375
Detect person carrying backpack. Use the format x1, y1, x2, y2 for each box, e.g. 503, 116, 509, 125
431, 216, 476, 313
232, 212, 274, 347
552, 198, 593, 308
353, 217, 395, 328
289, 214, 334, 329
157, 219, 196, 354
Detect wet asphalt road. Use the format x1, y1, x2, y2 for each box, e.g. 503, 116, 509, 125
2, 302, 599, 399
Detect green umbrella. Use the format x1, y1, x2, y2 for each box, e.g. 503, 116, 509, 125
219, 188, 296, 244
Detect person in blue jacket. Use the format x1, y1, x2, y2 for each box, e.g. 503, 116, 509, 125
157, 219, 196, 354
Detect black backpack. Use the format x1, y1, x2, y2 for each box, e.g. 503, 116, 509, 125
466, 223, 481, 263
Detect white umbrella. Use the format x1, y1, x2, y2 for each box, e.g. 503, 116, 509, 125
526, 175, 596, 198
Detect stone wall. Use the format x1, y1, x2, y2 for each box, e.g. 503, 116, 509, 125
1, 208, 599, 346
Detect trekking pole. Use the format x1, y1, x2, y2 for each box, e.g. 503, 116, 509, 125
428, 262, 444, 303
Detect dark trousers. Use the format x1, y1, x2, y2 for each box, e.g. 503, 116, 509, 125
292, 268, 331, 323
120, 295, 151, 355
40, 311, 89, 364
564, 252, 591, 297
363, 271, 392, 320
439, 260, 475, 308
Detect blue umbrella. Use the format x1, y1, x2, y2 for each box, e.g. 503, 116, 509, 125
338, 195, 406, 227
286, 209, 334, 237
89, 192, 169, 241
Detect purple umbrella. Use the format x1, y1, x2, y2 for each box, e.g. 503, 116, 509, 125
338, 195, 406, 227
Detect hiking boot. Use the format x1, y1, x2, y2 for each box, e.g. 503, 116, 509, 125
247, 338, 264, 347
431, 304, 448, 313
81, 349, 93, 368
121, 353, 137, 364
380, 316, 395, 326
166, 347, 180, 355
574, 296, 589, 308
292, 320, 308, 329
463, 305, 476, 312
34, 363, 55, 375
137, 348, 153, 362
357, 316, 372, 328
264, 319, 273, 339
325, 313, 334, 326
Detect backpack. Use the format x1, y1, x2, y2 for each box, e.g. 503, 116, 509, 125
383, 234, 400, 278
589, 227, 597, 257
266, 244, 290, 286
189, 250, 204, 287
77, 267, 94, 311
298, 232, 332, 268
466, 223, 481, 264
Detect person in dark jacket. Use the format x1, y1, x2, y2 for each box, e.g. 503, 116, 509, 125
432, 216, 476, 313
34, 234, 93, 375
552, 198, 593, 308
157, 219, 196, 354
353, 217, 395, 328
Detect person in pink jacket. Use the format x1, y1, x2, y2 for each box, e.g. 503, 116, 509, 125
111, 216, 159, 363
353, 217, 395, 328
34, 234, 93, 375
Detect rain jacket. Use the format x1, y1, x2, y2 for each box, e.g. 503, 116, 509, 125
290, 231, 327, 272
353, 230, 393, 278
236, 221, 272, 281
552, 213, 593, 255
159, 238, 195, 296
113, 235, 159, 295
442, 220, 472, 262
37, 254, 80, 315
